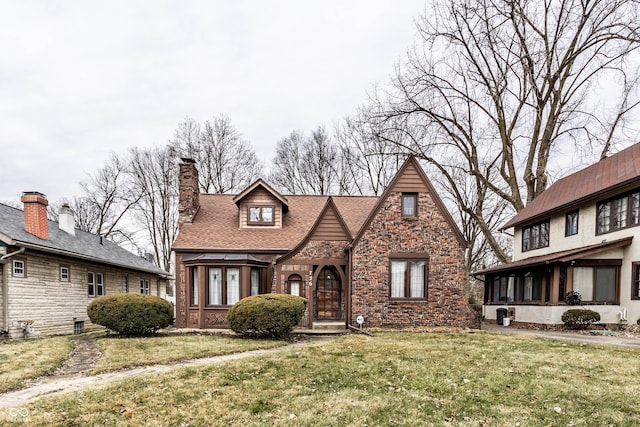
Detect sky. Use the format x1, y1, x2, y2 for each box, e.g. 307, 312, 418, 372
0, 0, 426, 204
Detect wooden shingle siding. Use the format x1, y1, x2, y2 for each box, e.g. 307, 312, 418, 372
311, 204, 350, 241
392, 162, 429, 192
239, 188, 282, 228
5, 251, 166, 339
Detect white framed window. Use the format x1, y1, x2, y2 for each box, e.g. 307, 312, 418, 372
140, 279, 150, 295
122, 276, 128, 293
60, 265, 70, 282
12, 259, 25, 277
88, 272, 104, 297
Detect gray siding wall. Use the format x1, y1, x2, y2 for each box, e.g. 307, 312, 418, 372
5, 250, 166, 339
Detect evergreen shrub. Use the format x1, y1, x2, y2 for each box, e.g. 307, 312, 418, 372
561, 308, 601, 330
87, 293, 173, 337
227, 294, 307, 338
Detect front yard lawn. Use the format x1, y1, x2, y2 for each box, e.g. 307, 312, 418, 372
19, 331, 640, 426
0, 336, 72, 393
92, 333, 287, 373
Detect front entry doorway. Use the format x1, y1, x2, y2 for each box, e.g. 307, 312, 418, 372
315, 266, 341, 320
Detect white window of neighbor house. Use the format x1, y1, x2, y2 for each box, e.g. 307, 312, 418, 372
122, 276, 128, 293
12, 259, 25, 277
60, 265, 70, 282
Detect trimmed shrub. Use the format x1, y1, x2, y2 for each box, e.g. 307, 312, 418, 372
227, 294, 307, 339
561, 308, 601, 330
87, 293, 173, 337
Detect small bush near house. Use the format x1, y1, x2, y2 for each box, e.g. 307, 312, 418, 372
228, 294, 307, 339
87, 294, 173, 337
561, 308, 601, 330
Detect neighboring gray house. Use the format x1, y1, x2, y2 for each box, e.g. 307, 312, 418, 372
0, 192, 171, 339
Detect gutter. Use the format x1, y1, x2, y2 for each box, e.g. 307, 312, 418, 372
0, 247, 25, 332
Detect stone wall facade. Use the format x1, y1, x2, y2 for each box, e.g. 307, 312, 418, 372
351, 192, 478, 328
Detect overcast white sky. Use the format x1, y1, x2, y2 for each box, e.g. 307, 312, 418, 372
0, 0, 425, 204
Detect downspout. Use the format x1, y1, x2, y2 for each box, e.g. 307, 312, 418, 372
346, 243, 353, 328
0, 247, 25, 332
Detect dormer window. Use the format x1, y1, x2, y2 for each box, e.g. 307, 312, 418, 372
248, 205, 274, 225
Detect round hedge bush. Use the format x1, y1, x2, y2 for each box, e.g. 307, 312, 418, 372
561, 308, 601, 330
227, 294, 307, 338
87, 293, 173, 337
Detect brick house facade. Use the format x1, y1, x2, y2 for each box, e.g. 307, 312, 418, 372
172, 156, 478, 330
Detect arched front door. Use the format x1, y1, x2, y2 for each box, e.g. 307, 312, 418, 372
315, 266, 341, 320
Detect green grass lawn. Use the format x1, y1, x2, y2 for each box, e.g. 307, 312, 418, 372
92, 334, 288, 373
15, 331, 640, 426
0, 336, 72, 393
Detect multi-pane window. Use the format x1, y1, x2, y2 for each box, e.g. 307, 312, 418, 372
248, 206, 274, 225
402, 193, 417, 217
206, 266, 241, 305
88, 272, 104, 297
565, 210, 578, 236
122, 276, 128, 293
288, 274, 302, 296
632, 262, 640, 300
390, 258, 427, 299
140, 279, 150, 295
60, 265, 70, 282
12, 259, 25, 277
597, 190, 640, 234
573, 265, 618, 303
522, 220, 550, 252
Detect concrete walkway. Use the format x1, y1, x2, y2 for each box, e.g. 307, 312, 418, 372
0, 339, 326, 411
481, 322, 640, 349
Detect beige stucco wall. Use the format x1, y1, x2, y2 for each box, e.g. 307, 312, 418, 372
504, 200, 640, 326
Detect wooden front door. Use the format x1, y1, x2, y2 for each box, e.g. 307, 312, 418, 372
315, 266, 341, 320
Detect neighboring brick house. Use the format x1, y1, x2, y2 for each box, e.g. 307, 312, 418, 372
172, 156, 477, 330
0, 192, 171, 339
479, 142, 640, 328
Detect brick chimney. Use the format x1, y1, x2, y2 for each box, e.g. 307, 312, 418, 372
21, 191, 49, 240
178, 158, 200, 223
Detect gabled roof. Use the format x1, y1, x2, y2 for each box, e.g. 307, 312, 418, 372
172, 194, 378, 252
352, 156, 467, 248
277, 197, 352, 263
502, 142, 640, 230
474, 237, 633, 275
232, 179, 289, 212
0, 203, 170, 277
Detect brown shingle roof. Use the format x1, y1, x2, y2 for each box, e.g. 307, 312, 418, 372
502, 143, 640, 230
172, 194, 378, 252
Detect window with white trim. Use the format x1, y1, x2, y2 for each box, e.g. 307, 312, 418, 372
122, 276, 128, 293
60, 265, 70, 282
88, 272, 104, 297
140, 279, 150, 295
12, 259, 25, 277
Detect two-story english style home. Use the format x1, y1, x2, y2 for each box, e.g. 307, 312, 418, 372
480, 142, 640, 327
0, 192, 171, 339
172, 156, 478, 331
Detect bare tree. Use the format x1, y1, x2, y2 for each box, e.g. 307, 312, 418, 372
376, 0, 640, 262
128, 145, 179, 272
270, 126, 339, 195
334, 108, 406, 195
172, 115, 263, 194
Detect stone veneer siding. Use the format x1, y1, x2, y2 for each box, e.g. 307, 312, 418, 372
351, 192, 478, 328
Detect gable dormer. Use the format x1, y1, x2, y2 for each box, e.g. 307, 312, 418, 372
233, 179, 289, 229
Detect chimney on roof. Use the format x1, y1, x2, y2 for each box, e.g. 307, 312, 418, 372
21, 191, 49, 240
58, 203, 76, 236
178, 158, 200, 224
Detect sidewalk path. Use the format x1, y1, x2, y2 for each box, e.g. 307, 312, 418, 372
0, 339, 326, 411
481, 322, 640, 349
